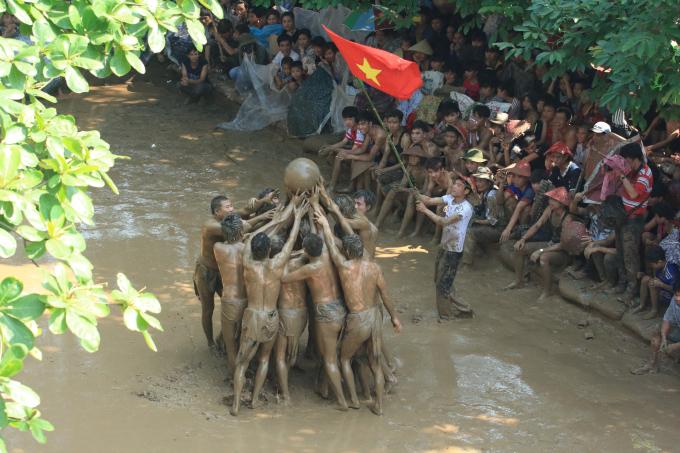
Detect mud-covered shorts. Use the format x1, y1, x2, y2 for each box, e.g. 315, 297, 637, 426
344, 305, 383, 360
221, 298, 247, 322
278, 307, 308, 365
241, 307, 279, 344
193, 258, 222, 299
314, 300, 347, 323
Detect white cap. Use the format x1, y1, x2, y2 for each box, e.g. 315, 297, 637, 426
591, 121, 611, 134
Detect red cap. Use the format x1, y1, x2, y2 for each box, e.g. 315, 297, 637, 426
546, 141, 572, 157
546, 187, 571, 206
508, 161, 531, 178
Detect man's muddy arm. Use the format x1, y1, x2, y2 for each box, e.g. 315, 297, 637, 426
315, 208, 347, 268
281, 263, 313, 283
377, 270, 401, 332
242, 209, 276, 233
272, 202, 306, 269
203, 219, 224, 239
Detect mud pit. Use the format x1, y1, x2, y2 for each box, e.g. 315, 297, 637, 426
7, 79, 680, 452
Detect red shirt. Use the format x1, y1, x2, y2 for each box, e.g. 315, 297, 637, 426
622, 164, 653, 217
464, 79, 480, 101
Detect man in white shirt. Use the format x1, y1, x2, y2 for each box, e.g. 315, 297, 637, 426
416, 177, 475, 319
272, 34, 300, 68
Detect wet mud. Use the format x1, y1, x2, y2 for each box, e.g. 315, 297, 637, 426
6, 78, 680, 453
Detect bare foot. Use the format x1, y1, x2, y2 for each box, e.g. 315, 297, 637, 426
368, 402, 383, 416
279, 396, 291, 407
537, 291, 550, 301
631, 304, 646, 314
630, 363, 657, 375
348, 399, 360, 410
250, 398, 261, 409
504, 281, 523, 290
642, 310, 658, 320
230, 405, 239, 416
359, 397, 374, 405
335, 402, 349, 412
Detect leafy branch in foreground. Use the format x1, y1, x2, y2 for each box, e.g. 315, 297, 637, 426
0, 0, 222, 449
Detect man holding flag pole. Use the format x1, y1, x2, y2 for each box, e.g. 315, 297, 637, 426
323, 26, 475, 319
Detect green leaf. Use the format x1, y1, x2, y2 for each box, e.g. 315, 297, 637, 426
142, 330, 157, 352
32, 19, 57, 43
64, 66, 89, 94
197, 0, 223, 19
24, 240, 46, 260
6, 0, 32, 25
3, 125, 26, 145
185, 18, 206, 48
0, 229, 17, 258
109, 47, 131, 76
139, 311, 163, 331
45, 237, 73, 260
147, 27, 164, 53
0, 314, 34, 349
16, 225, 46, 242
5, 294, 46, 320
181, 0, 200, 18
66, 253, 93, 281
48, 309, 67, 334
68, 4, 83, 31
69, 189, 94, 223
3, 379, 40, 407
125, 51, 146, 74
0, 146, 20, 187
0, 277, 22, 304
0, 344, 28, 377
66, 311, 100, 352
123, 306, 139, 331
0, 396, 8, 429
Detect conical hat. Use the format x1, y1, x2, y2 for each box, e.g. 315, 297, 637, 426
408, 40, 433, 56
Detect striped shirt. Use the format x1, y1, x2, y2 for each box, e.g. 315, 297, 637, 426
621, 164, 653, 216
344, 128, 365, 148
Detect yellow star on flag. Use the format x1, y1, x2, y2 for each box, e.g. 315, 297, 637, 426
357, 58, 381, 86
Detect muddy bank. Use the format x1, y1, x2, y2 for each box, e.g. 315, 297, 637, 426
5, 79, 680, 453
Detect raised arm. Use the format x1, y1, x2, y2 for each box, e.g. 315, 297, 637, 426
318, 185, 355, 237
314, 205, 347, 268
415, 199, 459, 227
272, 199, 307, 269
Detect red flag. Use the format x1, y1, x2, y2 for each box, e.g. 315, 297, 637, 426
323, 25, 422, 100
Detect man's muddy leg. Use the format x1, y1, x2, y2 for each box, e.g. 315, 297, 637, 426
196, 278, 216, 347
644, 284, 660, 319
339, 329, 369, 409
376, 190, 397, 228
366, 338, 385, 416
231, 340, 259, 416
357, 356, 374, 402
221, 307, 240, 375
633, 276, 650, 313
328, 157, 343, 192
274, 335, 291, 403
316, 320, 348, 410
251, 338, 276, 409
398, 193, 416, 237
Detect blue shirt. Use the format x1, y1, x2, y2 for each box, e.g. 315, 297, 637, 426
656, 262, 680, 301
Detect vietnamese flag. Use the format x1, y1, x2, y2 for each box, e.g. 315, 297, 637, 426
323, 25, 422, 100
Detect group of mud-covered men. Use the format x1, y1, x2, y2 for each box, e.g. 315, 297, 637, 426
194, 184, 407, 416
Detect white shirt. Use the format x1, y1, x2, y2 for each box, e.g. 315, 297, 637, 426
272, 50, 300, 67
440, 195, 473, 253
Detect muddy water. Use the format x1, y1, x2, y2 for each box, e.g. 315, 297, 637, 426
6, 79, 680, 453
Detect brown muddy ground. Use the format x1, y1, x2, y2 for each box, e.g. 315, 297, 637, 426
6, 78, 680, 453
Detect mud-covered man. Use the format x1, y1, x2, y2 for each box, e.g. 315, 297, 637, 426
314, 206, 401, 415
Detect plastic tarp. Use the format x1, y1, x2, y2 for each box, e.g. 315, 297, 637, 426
217, 6, 363, 135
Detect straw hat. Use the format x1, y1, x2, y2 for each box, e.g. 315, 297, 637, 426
546, 187, 571, 206
408, 40, 433, 56
489, 112, 509, 126
546, 141, 572, 157
507, 161, 531, 177
471, 166, 494, 181
461, 148, 487, 163
402, 144, 429, 158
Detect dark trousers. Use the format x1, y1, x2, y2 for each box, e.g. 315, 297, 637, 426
180, 81, 213, 101
615, 216, 644, 295
435, 249, 473, 318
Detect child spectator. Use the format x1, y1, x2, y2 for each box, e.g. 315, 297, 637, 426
572, 124, 590, 167
545, 142, 581, 191
634, 246, 680, 319
265, 9, 280, 25
287, 61, 306, 92
411, 120, 440, 158
323, 107, 364, 192
441, 125, 467, 172
478, 75, 497, 104
462, 61, 481, 100
374, 109, 411, 212
294, 28, 315, 74
468, 104, 494, 152
273, 56, 293, 90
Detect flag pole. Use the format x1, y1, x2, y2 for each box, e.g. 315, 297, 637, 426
356, 80, 417, 192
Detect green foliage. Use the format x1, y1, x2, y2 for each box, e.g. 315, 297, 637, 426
0, 0, 221, 449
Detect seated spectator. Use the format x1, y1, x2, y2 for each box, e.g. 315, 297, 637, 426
435, 101, 464, 135
180, 46, 212, 103
228, 24, 268, 84
478, 75, 498, 104
209, 20, 240, 71
535, 100, 556, 147
500, 161, 535, 242
569, 192, 615, 282
408, 40, 433, 72
286, 61, 306, 92
410, 120, 439, 157
441, 125, 467, 172
294, 29, 316, 74
642, 202, 676, 252
273, 56, 293, 90
339, 110, 386, 193
280, 11, 298, 41
571, 124, 590, 168
491, 80, 521, 119
550, 106, 572, 144
247, 6, 265, 28
323, 106, 363, 191
376, 144, 429, 229
462, 61, 481, 100
403, 157, 450, 239
520, 93, 540, 125
434, 64, 458, 97
462, 166, 506, 266
272, 35, 300, 67
468, 104, 494, 156
456, 148, 488, 188
505, 187, 571, 299
632, 281, 680, 375
487, 112, 509, 164
374, 109, 411, 212
633, 246, 680, 319
546, 142, 581, 191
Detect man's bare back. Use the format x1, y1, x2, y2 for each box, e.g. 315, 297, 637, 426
214, 241, 246, 301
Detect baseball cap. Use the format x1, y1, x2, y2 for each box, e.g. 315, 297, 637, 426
591, 121, 611, 134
